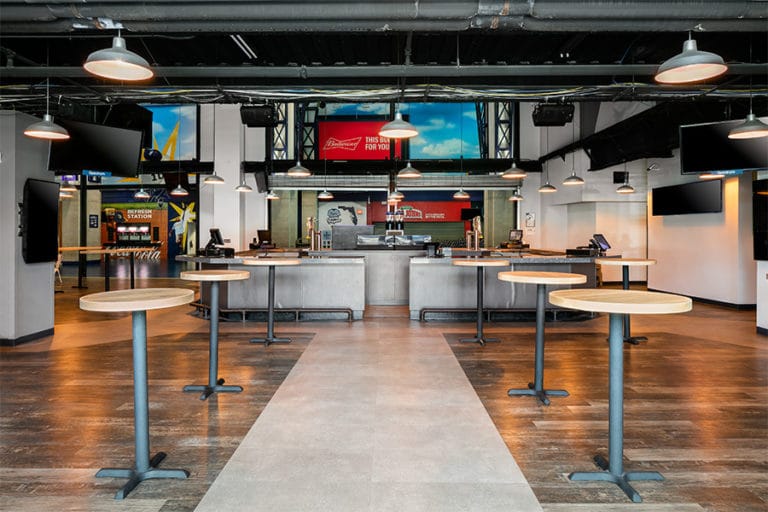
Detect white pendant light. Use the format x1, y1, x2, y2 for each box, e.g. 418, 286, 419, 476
563, 173, 585, 185
83, 33, 154, 81
379, 112, 418, 139
563, 120, 585, 186
389, 188, 405, 201
508, 188, 524, 201
501, 161, 527, 179
539, 128, 557, 193
729, 112, 768, 140
318, 189, 334, 200
287, 160, 311, 177
204, 172, 225, 184
24, 79, 70, 141
170, 183, 189, 197
453, 188, 470, 200
134, 188, 150, 200
654, 34, 727, 84
235, 181, 253, 192
266, 190, 280, 200
538, 182, 557, 193
397, 162, 422, 178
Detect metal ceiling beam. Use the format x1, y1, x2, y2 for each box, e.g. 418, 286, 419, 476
3, 63, 765, 79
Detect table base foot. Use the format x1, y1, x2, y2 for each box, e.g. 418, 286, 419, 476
96, 452, 189, 500
507, 385, 569, 406
250, 337, 292, 347
183, 379, 243, 400
568, 455, 663, 503
624, 336, 647, 345
459, 337, 499, 346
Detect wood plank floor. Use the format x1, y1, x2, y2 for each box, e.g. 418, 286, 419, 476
1, 276, 766, 511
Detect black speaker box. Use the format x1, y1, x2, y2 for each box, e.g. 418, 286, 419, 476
532, 103, 575, 126
240, 105, 277, 127
613, 171, 628, 184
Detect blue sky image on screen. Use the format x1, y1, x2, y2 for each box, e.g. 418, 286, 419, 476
144, 104, 198, 161
319, 102, 480, 159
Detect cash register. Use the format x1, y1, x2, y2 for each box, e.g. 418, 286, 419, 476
498, 228, 529, 249
566, 233, 611, 257
200, 227, 235, 257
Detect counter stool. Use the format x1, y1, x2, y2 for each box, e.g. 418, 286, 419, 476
498, 271, 586, 405
79, 287, 194, 500
180, 270, 250, 400
595, 258, 657, 344
451, 258, 510, 346
241, 257, 301, 346
549, 288, 691, 503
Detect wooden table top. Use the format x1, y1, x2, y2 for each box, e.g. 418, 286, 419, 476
58, 246, 102, 252
451, 258, 510, 267
549, 289, 692, 315
498, 270, 587, 285
241, 257, 302, 267
180, 270, 250, 282
82, 247, 156, 255
80, 288, 194, 313
595, 257, 657, 267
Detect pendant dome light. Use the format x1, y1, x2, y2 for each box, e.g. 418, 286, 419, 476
379, 112, 418, 139
287, 161, 311, 177
170, 183, 189, 197
453, 187, 470, 200
563, 118, 585, 186
134, 188, 150, 200
654, 33, 727, 84
266, 190, 280, 200
616, 166, 635, 194
728, 46, 768, 140
318, 189, 334, 200
24, 79, 70, 141
318, 159, 334, 200
235, 181, 253, 192
397, 161, 422, 178
453, 106, 471, 200
235, 129, 253, 191
389, 188, 405, 202
204, 107, 225, 184
83, 32, 154, 81
539, 128, 557, 193
501, 161, 527, 179
508, 188, 524, 202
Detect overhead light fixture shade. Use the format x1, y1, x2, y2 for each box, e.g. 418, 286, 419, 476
170, 184, 189, 196
24, 114, 70, 141
538, 182, 557, 193
453, 188, 470, 200
501, 161, 527, 179
318, 189, 334, 200
83, 36, 154, 81
508, 189, 524, 201
235, 182, 253, 192
204, 173, 225, 184
287, 160, 311, 177
397, 162, 422, 178
654, 37, 727, 84
728, 113, 768, 139
616, 183, 635, 194
266, 190, 280, 200
389, 189, 405, 201
379, 112, 418, 139
562, 172, 585, 185
134, 188, 150, 199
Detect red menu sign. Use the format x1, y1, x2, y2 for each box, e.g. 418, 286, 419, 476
369, 201, 470, 223
318, 121, 402, 160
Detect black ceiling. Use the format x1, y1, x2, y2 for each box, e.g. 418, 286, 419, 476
1, 1, 767, 116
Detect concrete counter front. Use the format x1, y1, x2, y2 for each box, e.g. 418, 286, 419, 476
177, 255, 365, 319
409, 255, 596, 320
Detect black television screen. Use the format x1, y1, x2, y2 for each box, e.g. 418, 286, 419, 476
22, 179, 59, 264
209, 228, 225, 246
680, 119, 768, 175
48, 119, 143, 177
461, 208, 481, 220
592, 233, 611, 251
652, 179, 723, 216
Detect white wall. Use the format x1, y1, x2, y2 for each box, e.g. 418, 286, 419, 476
198, 104, 268, 251
0, 111, 56, 343
647, 164, 756, 306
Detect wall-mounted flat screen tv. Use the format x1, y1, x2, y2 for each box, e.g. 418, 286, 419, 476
679, 118, 768, 175
651, 179, 723, 216
48, 119, 144, 177
22, 179, 60, 263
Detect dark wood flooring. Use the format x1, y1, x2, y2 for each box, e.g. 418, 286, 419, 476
447, 301, 768, 512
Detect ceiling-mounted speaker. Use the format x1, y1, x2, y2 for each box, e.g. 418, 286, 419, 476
613, 171, 628, 184
532, 103, 575, 126
240, 105, 277, 127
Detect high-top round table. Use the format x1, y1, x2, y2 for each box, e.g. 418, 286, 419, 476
595, 258, 657, 344
79, 287, 194, 500
498, 271, 587, 405
549, 288, 691, 503
451, 258, 510, 346
180, 270, 250, 400
241, 257, 301, 346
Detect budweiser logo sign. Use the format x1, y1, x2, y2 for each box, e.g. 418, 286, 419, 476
323, 137, 362, 151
